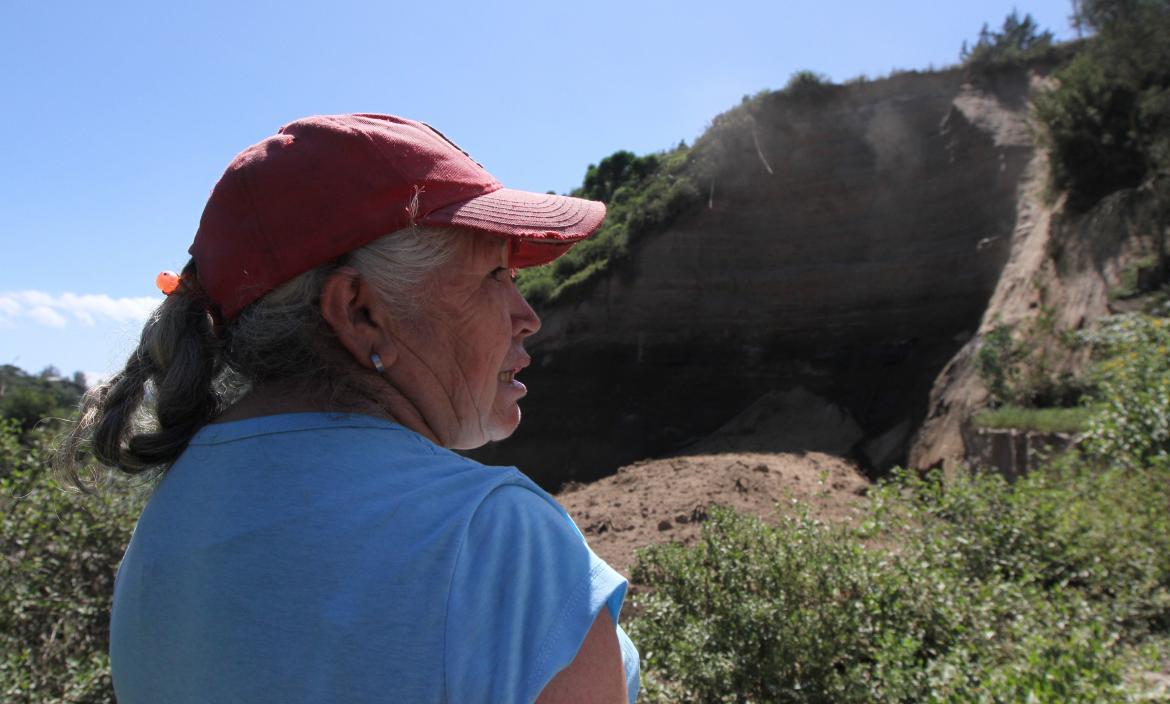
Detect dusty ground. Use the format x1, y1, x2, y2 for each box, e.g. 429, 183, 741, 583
556, 450, 870, 578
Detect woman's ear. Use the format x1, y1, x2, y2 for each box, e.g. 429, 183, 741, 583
319, 266, 398, 371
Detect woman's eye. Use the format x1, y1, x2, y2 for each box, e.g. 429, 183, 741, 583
491, 267, 517, 282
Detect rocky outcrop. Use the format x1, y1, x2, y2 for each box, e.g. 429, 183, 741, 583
908, 182, 1158, 470
471, 66, 1057, 490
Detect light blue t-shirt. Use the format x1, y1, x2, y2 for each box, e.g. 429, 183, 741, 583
110, 413, 639, 703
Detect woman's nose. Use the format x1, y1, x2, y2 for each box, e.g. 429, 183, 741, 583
512, 287, 541, 338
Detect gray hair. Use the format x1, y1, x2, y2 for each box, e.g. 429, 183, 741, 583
56, 226, 465, 489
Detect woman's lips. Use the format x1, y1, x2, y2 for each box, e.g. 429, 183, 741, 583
498, 355, 530, 384
498, 368, 526, 394
499, 354, 530, 387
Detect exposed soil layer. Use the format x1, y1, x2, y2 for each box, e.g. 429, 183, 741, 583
472, 66, 1047, 488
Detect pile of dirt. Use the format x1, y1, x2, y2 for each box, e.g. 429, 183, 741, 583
556, 450, 869, 577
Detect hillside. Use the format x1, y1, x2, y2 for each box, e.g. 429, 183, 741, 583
472, 59, 1074, 488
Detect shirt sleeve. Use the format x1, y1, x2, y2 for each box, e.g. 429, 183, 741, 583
444, 480, 638, 704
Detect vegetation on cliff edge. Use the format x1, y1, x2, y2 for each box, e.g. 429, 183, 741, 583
960, 10, 1058, 72
517, 144, 700, 307
1034, 0, 1170, 213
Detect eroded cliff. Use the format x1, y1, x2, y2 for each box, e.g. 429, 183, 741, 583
471, 65, 1064, 489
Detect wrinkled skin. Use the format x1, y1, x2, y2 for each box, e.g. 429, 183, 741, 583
378, 234, 541, 449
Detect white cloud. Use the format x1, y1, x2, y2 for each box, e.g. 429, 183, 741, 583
28, 305, 67, 328
0, 290, 162, 329
59, 293, 160, 325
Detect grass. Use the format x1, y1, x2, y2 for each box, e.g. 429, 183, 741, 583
972, 404, 1097, 433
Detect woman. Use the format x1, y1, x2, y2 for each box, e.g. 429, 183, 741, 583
59, 114, 639, 703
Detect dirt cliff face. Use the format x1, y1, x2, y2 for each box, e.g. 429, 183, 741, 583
909, 178, 1157, 470
471, 67, 1046, 489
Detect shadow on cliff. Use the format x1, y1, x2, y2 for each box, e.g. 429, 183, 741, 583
469, 63, 1050, 491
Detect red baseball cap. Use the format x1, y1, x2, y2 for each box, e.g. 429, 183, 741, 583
189, 113, 606, 320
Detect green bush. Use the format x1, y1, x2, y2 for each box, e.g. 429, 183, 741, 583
630, 458, 1170, 702
0, 420, 143, 703
579, 150, 661, 204
961, 10, 1056, 72
632, 506, 917, 702
974, 319, 1092, 410
517, 143, 700, 307
782, 71, 834, 100
0, 389, 71, 436
1033, 0, 1170, 210
976, 325, 1026, 406
1082, 313, 1170, 468
0, 365, 85, 437
1033, 52, 1152, 209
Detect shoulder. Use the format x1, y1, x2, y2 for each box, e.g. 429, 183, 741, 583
455, 478, 600, 603
445, 479, 631, 703
468, 478, 581, 541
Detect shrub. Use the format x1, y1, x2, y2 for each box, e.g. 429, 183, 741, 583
517, 143, 700, 307
631, 446, 1170, 696
974, 319, 1092, 410
1081, 313, 1170, 467
578, 151, 661, 204
0, 420, 143, 703
0, 365, 85, 437
976, 325, 1026, 406
960, 11, 1055, 71
1033, 0, 1170, 210
1033, 52, 1152, 209
629, 459, 1170, 702
782, 71, 834, 101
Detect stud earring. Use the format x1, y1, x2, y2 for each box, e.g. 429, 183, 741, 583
370, 353, 386, 374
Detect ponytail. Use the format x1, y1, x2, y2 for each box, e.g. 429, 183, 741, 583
56, 261, 225, 489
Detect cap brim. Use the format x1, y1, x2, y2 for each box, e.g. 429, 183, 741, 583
418, 187, 606, 268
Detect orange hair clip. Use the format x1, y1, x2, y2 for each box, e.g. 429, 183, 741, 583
156, 270, 181, 295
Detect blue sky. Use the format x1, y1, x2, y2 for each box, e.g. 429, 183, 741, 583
0, 0, 1078, 382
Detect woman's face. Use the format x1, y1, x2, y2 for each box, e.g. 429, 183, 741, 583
388, 233, 541, 449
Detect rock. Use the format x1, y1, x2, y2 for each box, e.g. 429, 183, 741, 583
859, 419, 913, 470
963, 426, 1078, 480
